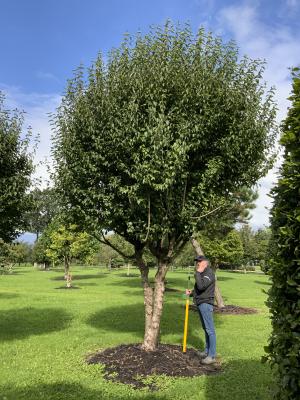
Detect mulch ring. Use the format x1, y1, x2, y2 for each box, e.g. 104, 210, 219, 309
189, 304, 258, 314
87, 343, 222, 390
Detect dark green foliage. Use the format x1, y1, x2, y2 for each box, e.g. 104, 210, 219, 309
53, 22, 277, 260
0, 92, 34, 242
25, 188, 60, 240
265, 69, 300, 399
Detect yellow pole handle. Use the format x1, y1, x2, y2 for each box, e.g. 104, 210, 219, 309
182, 297, 189, 353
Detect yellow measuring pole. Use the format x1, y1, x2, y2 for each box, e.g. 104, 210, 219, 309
182, 296, 189, 353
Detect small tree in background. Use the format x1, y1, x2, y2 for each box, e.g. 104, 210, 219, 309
264, 69, 300, 400
46, 224, 98, 283
53, 23, 277, 351
0, 92, 34, 242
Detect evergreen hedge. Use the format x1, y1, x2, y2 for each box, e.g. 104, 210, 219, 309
265, 69, 300, 399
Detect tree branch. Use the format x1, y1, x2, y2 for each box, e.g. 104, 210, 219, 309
191, 204, 224, 220
92, 232, 135, 260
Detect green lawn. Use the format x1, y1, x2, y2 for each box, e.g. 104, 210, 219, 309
0, 266, 273, 400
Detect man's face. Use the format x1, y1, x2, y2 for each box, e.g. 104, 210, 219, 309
196, 260, 207, 272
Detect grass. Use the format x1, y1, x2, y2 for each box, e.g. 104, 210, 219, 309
0, 265, 273, 400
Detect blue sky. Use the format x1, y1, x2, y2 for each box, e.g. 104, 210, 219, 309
1, 0, 300, 236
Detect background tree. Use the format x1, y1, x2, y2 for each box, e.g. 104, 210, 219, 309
8, 242, 32, 265
264, 68, 300, 400
46, 223, 98, 280
199, 230, 243, 269
253, 228, 271, 270
0, 92, 34, 242
238, 225, 258, 265
25, 187, 60, 240
53, 23, 277, 351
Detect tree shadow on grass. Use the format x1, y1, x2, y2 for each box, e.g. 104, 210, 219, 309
109, 275, 233, 293
204, 359, 273, 400
254, 280, 271, 286
215, 276, 233, 281
0, 307, 72, 341
77, 282, 98, 287
51, 273, 107, 281
0, 382, 167, 400
87, 302, 222, 350
109, 276, 190, 290
0, 292, 19, 299
0, 382, 165, 400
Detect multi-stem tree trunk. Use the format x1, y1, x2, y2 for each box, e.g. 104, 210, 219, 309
190, 237, 225, 308
136, 251, 169, 351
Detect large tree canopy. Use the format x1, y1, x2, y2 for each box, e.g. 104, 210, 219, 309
0, 92, 33, 242
53, 23, 277, 350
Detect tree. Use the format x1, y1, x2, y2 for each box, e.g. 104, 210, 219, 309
0, 92, 34, 242
46, 223, 98, 279
25, 187, 60, 240
264, 69, 300, 400
53, 23, 277, 351
238, 225, 258, 265
8, 242, 32, 265
203, 187, 259, 238
199, 230, 243, 269
253, 228, 271, 270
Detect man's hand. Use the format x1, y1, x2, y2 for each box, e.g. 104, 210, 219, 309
185, 289, 192, 296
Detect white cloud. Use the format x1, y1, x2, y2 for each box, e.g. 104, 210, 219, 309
36, 71, 60, 82
0, 83, 61, 188
215, 3, 300, 228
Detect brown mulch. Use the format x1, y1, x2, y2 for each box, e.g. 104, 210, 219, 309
189, 304, 258, 314
87, 343, 222, 390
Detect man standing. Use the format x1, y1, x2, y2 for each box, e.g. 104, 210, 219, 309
186, 255, 217, 364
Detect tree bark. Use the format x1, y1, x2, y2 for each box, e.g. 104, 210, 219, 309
136, 249, 169, 351
64, 255, 70, 277
190, 237, 225, 308
142, 261, 168, 351
214, 281, 225, 308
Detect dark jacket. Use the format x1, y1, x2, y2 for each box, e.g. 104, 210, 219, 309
191, 266, 215, 306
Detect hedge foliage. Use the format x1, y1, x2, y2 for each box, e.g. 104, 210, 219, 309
265, 69, 300, 399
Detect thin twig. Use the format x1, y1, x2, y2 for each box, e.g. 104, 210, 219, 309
191, 204, 224, 219
143, 196, 151, 243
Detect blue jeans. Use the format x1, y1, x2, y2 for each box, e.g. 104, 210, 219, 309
198, 303, 216, 358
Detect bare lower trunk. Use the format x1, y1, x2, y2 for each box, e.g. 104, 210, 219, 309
136, 251, 168, 351
64, 256, 70, 278
142, 261, 168, 351
190, 236, 226, 308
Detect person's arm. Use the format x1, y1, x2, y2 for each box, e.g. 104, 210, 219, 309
195, 270, 215, 291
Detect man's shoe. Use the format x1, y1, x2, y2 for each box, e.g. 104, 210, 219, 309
197, 351, 208, 358
201, 356, 216, 365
